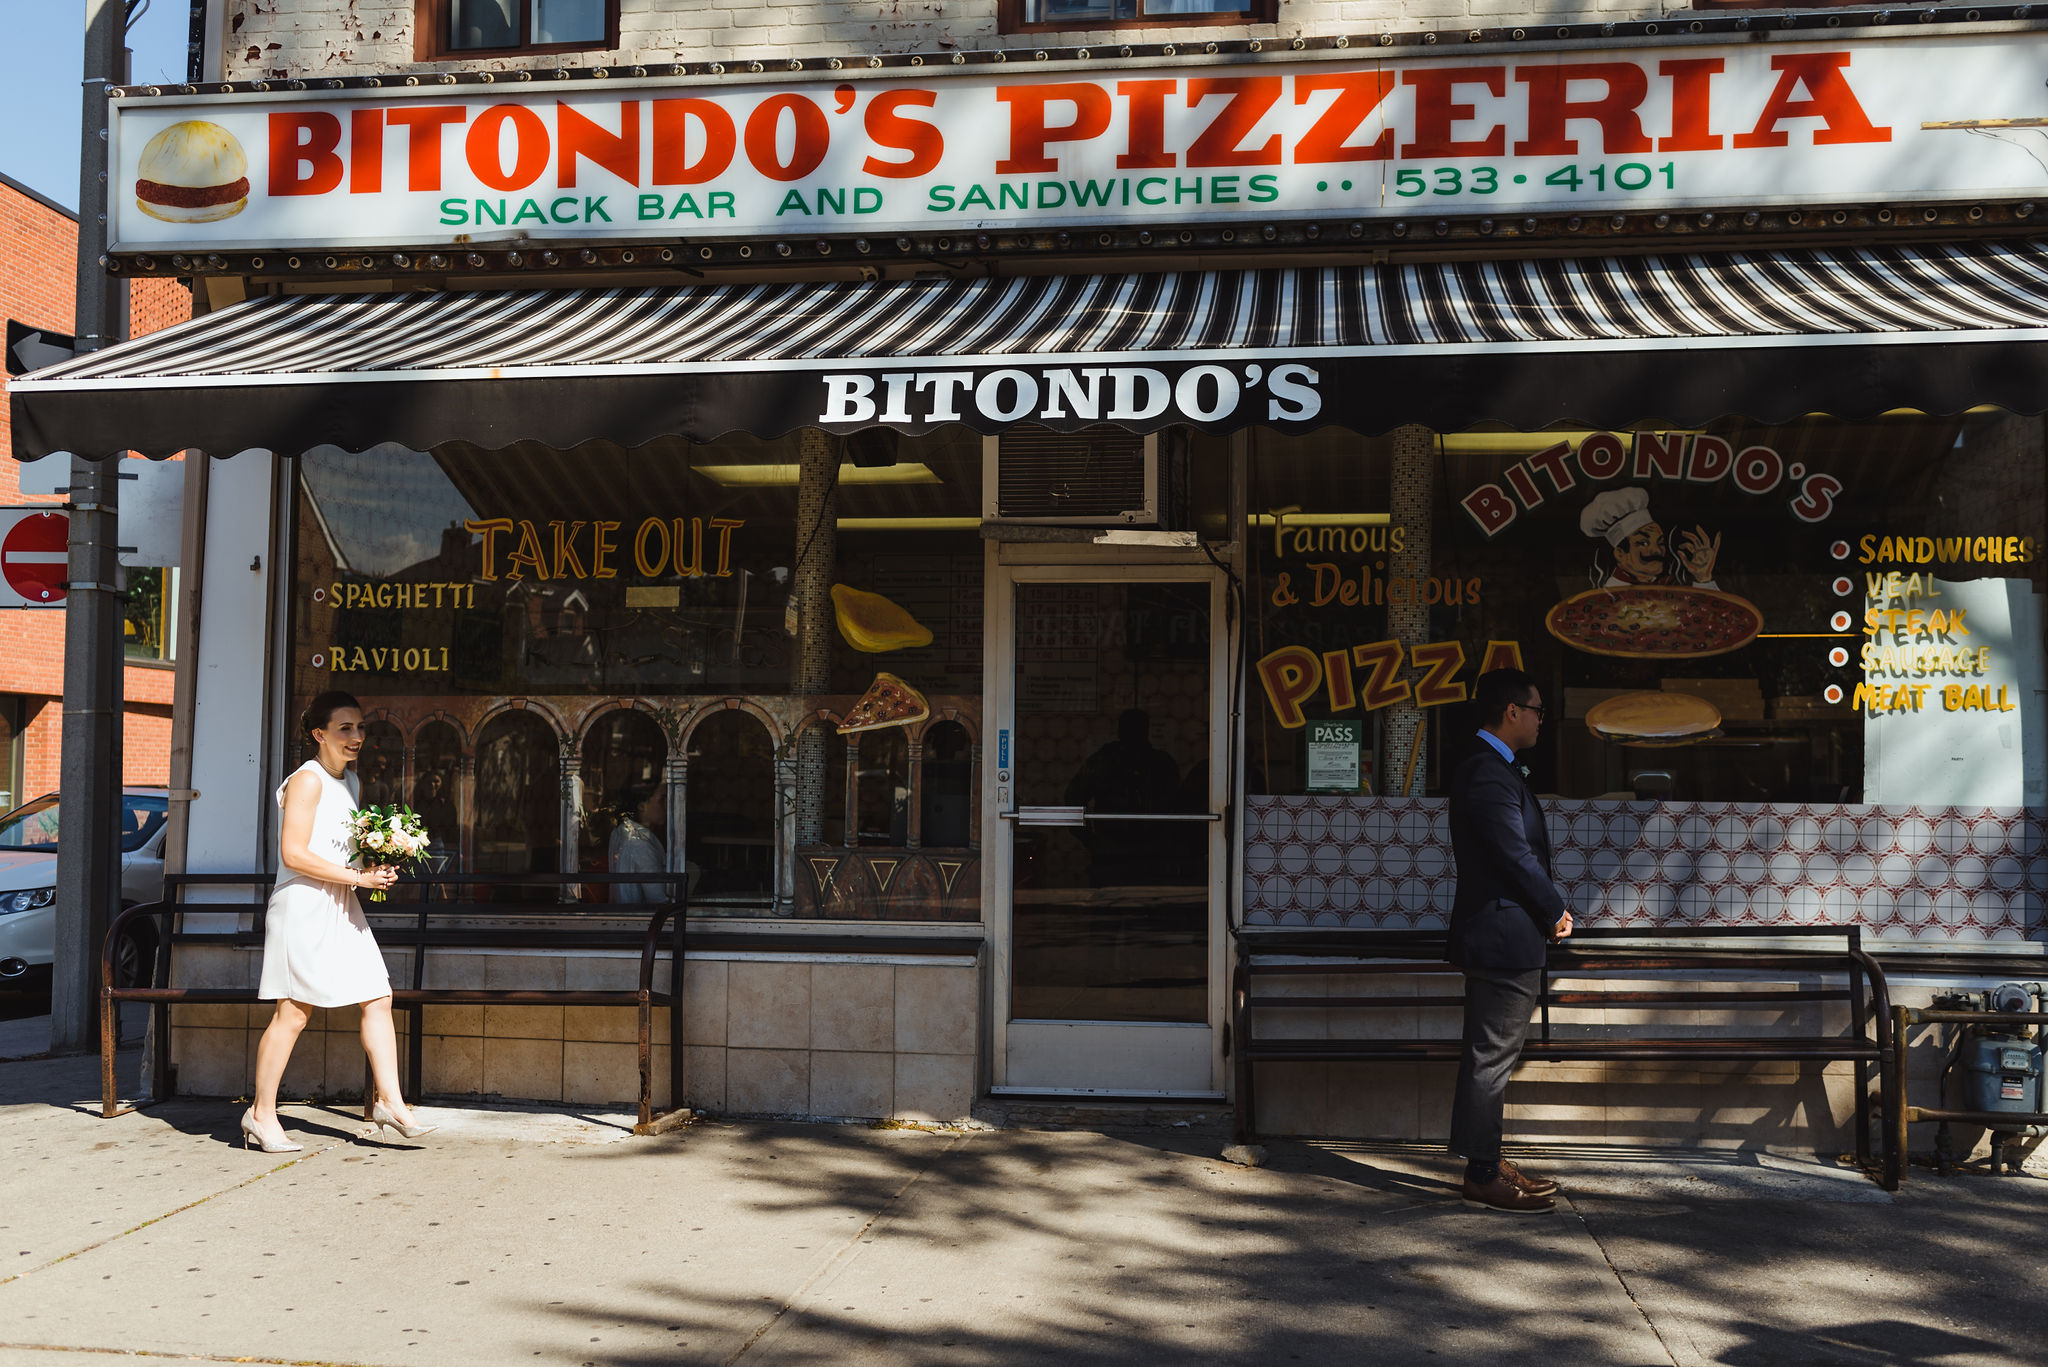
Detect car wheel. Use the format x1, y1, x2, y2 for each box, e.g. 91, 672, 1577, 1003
112, 923, 159, 989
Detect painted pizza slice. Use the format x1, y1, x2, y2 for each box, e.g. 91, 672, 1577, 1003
837, 672, 931, 734
1545, 586, 1763, 660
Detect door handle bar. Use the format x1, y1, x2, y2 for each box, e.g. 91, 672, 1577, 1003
999, 809, 1224, 825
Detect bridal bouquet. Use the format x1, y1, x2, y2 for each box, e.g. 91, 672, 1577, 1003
344, 805, 431, 901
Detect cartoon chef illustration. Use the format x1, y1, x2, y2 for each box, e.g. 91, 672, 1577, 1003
1580, 487, 1721, 589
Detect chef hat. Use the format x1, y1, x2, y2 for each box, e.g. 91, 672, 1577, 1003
1580, 486, 1654, 545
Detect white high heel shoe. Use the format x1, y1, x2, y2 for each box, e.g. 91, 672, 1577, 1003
239, 1108, 303, 1154
370, 1100, 437, 1140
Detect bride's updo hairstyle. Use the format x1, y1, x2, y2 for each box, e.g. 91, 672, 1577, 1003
302, 690, 362, 741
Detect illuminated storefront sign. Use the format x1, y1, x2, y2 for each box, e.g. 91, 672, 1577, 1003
107, 31, 2048, 251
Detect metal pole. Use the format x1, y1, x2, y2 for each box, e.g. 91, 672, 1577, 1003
51, 0, 130, 1057
1885, 1005, 1909, 1192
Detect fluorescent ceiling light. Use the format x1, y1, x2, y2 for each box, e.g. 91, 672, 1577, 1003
1247, 512, 1392, 526
836, 517, 980, 530
694, 462, 942, 488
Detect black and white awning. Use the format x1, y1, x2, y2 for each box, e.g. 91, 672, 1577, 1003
16, 239, 2048, 459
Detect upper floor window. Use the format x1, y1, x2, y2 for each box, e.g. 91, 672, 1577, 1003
1000, 0, 1273, 31
419, 0, 618, 58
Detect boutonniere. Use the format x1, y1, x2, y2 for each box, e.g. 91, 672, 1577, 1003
1518, 765, 1532, 779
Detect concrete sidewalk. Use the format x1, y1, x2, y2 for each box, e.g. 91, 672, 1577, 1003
5, 1049, 2048, 1366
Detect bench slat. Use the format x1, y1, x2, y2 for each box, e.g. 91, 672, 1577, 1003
1245, 1038, 1881, 1061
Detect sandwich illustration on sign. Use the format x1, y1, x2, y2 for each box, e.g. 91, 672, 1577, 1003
1584, 691, 1724, 747
134, 121, 249, 224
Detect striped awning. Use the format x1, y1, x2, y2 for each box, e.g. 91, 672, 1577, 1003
16, 239, 2048, 459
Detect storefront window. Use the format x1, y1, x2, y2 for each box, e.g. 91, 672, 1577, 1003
1003, 0, 1275, 31
855, 728, 909, 848
358, 719, 405, 808
412, 719, 462, 864
472, 707, 562, 891
1249, 415, 2047, 804
686, 709, 775, 905
921, 720, 973, 849
123, 568, 174, 662
579, 708, 667, 901
0, 696, 21, 814
1244, 415, 2048, 937
287, 431, 985, 920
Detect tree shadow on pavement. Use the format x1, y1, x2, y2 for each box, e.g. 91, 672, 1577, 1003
1715, 1318, 1999, 1367
536, 1122, 1670, 1366
535, 1122, 2048, 1366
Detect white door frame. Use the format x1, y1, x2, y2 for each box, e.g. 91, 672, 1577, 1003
982, 549, 1232, 1098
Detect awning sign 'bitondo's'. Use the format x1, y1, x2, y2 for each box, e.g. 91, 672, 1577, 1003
105, 31, 2048, 252
15, 242, 2048, 460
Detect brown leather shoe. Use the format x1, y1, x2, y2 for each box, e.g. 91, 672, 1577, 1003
1461, 1173, 1557, 1213
1499, 1159, 1558, 1198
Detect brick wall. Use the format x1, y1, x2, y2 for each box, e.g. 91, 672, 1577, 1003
218, 0, 1746, 78
0, 174, 191, 804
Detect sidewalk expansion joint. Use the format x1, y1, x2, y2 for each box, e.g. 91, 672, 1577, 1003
0, 1139, 350, 1291
723, 1130, 968, 1366
0, 1342, 380, 1365
1560, 1192, 1682, 1367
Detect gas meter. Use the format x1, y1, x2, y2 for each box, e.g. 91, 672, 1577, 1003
1932, 982, 2047, 1174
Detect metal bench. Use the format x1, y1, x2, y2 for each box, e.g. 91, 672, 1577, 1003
101, 871, 686, 1129
1230, 924, 1901, 1187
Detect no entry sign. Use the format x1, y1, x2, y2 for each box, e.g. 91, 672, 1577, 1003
0, 509, 70, 607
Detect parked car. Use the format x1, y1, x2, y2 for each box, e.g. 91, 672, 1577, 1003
0, 788, 169, 990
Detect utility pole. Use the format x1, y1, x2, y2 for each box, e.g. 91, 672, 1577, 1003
51, 0, 131, 1056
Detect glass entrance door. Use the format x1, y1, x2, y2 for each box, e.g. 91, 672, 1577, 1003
992, 570, 1225, 1096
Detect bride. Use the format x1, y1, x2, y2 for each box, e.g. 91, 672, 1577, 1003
240, 690, 435, 1153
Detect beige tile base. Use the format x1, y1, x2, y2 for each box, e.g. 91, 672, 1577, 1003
169, 950, 986, 1121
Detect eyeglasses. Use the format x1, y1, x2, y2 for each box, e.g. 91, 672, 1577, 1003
1513, 700, 1548, 721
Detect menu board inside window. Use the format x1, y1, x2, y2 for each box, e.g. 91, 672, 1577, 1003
285, 430, 985, 919
1247, 413, 2048, 806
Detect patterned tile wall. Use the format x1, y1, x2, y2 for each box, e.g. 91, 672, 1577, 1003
1244, 796, 2048, 942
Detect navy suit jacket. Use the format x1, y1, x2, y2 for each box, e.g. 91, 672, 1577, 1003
1446, 741, 1568, 973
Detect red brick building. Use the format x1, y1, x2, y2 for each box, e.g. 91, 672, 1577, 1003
0, 169, 190, 812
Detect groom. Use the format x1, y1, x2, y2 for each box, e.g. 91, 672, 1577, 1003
1446, 668, 1572, 1213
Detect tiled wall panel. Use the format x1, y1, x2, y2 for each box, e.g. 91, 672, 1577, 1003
1245, 795, 2048, 941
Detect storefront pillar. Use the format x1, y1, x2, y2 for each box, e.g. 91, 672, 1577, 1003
457, 753, 476, 873
664, 750, 687, 894
790, 429, 839, 903
1383, 425, 1437, 796
905, 732, 923, 851
558, 736, 582, 896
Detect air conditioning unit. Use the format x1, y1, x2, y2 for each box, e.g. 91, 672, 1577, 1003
982, 428, 1157, 525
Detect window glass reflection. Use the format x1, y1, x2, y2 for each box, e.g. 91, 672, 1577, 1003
473, 709, 561, 894
686, 711, 774, 904
534, 0, 606, 43
856, 728, 908, 847
411, 720, 462, 863
449, 0, 517, 49
581, 710, 668, 902
359, 720, 404, 809
921, 720, 972, 848
286, 431, 984, 919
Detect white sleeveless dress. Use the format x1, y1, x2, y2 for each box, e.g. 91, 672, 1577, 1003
258, 761, 393, 1007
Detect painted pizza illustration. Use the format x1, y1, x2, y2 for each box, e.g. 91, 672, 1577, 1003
1545, 585, 1763, 660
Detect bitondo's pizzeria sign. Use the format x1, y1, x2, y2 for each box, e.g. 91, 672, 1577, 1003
108, 30, 2048, 251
